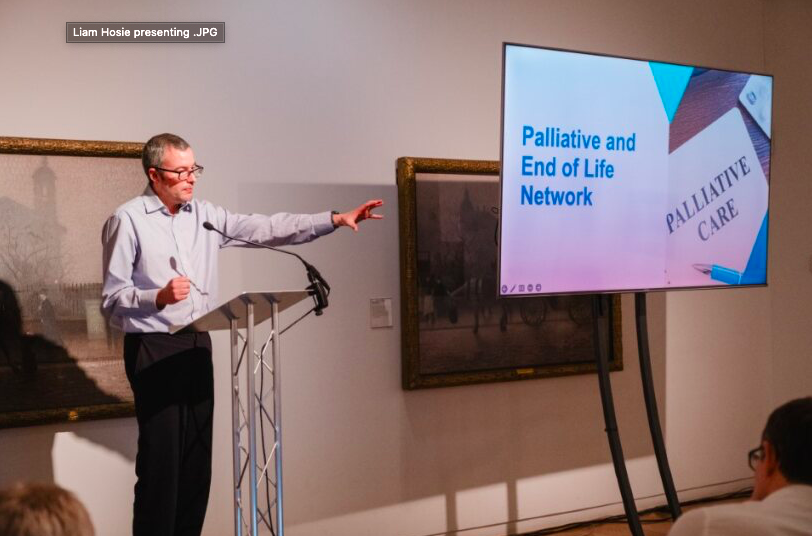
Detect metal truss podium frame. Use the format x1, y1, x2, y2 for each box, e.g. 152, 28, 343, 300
172, 291, 680, 535
172, 291, 312, 536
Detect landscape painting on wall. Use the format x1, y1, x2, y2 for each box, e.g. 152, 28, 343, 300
397, 157, 622, 389
0, 137, 144, 428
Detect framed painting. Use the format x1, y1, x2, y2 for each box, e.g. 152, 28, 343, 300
0, 136, 144, 428
397, 157, 622, 389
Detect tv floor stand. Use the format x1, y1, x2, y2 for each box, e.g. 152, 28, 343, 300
591, 293, 681, 535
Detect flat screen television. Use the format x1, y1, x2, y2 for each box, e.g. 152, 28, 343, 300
498, 43, 772, 296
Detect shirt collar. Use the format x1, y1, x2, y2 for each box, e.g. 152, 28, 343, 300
765, 484, 812, 503
142, 185, 192, 214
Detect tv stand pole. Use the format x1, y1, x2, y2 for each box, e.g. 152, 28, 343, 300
592, 294, 681, 535
635, 292, 681, 519
592, 295, 644, 536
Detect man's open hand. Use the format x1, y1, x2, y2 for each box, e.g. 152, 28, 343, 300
332, 199, 384, 231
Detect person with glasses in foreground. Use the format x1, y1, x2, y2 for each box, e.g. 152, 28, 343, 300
669, 397, 812, 536
101, 133, 383, 536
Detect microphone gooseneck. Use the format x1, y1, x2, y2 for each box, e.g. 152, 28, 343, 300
202, 221, 330, 315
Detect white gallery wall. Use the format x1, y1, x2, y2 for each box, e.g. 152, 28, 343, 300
0, 1, 809, 535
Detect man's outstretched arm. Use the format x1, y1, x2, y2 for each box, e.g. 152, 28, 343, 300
214, 199, 384, 248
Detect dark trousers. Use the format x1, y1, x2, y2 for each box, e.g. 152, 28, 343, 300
124, 332, 214, 536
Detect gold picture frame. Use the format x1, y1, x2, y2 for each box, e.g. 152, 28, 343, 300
0, 136, 143, 428
397, 157, 622, 389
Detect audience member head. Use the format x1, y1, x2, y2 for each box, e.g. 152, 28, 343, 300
0, 482, 94, 536
750, 397, 812, 500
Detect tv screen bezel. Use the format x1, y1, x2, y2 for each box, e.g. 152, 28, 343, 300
497, 42, 774, 298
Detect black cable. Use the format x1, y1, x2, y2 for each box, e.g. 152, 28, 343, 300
202, 221, 331, 314
518, 487, 753, 536
280, 307, 317, 336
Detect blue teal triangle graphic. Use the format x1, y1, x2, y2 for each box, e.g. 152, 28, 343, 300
649, 62, 694, 122
741, 212, 768, 285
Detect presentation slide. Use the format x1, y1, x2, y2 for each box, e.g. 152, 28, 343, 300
499, 44, 772, 296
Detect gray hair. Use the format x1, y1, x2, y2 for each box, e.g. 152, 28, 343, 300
141, 133, 190, 180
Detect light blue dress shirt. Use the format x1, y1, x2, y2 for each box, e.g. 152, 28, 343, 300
101, 186, 335, 333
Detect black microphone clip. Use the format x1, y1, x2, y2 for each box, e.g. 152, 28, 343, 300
306, 268, 329, 316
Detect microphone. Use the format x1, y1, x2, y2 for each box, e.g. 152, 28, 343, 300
202, 221, 330, 315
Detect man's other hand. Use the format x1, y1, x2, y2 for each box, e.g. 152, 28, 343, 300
157, 277, 191, 308
332, 199, 384, 231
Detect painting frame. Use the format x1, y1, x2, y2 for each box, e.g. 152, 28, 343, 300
397, 157, 623, 390
0, 135, 143, 429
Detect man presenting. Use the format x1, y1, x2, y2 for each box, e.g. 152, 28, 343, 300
101, 133, 382, 536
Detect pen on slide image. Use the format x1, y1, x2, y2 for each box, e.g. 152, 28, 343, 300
692, 263, 743, 285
